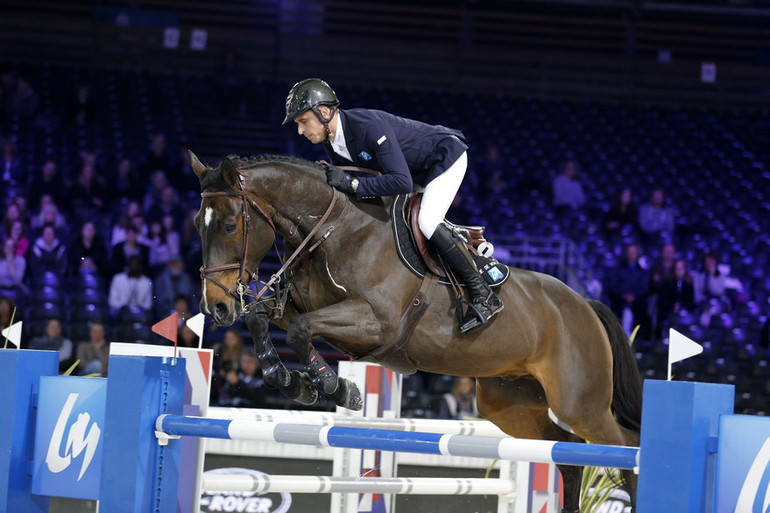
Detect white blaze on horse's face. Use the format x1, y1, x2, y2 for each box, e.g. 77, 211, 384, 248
203, 207, 214, 228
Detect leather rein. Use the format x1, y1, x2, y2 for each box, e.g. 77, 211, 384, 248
199, 167, 343, 317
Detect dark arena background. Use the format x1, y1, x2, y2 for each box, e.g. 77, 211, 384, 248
0, 1, 768, 512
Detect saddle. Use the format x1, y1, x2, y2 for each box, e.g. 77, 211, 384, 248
360, 194, 509, 374
391, 194, 509, 287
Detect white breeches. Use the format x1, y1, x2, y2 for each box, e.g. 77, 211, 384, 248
418, 151, 468, 239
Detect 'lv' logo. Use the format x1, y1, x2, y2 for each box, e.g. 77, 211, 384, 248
46, 393, 101, 481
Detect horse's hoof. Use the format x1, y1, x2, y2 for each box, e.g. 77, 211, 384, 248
329, 378, 363, 411
263, 363, 291, 388
286, 370, 319, 405
311, 371, 339, 395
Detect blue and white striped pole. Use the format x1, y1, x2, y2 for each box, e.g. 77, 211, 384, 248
156, 415, 639, 470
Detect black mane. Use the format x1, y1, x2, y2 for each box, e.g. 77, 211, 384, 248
200, 153, 324, 190
225, 153, 324, 171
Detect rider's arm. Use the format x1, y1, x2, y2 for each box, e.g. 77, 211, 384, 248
354, 124, 413, 199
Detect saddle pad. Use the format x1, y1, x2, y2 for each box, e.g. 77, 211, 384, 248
390, 194, 509, 288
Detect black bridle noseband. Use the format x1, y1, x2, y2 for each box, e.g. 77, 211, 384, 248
199, 168, 343, 317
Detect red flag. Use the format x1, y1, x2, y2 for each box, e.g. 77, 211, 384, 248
152, 312, 178, 345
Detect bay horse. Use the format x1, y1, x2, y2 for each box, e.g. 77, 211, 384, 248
191, 152, 643, 512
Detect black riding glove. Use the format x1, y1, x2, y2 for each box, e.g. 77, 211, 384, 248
325, 166, 357, 195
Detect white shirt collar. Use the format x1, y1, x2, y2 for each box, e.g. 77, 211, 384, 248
329, 115, 352, 161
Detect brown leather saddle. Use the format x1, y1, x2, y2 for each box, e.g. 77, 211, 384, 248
359, 194, 508, 374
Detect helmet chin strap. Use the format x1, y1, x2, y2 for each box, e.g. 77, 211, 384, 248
314, 105, 337, 141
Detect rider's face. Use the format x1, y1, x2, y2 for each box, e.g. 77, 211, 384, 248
294, 109, 327, 144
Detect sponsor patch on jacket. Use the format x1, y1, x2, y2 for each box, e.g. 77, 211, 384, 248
377, 135, 387, 145
358, 151, 372, 161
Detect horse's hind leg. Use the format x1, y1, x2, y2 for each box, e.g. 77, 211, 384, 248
476, 377, 585, 513
244, 308, 318, 405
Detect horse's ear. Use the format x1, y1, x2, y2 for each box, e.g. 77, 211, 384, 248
189, 150, 207, 178
220, 157, 240, 187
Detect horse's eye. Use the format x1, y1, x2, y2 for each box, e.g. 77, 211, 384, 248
225, 223, 237, 234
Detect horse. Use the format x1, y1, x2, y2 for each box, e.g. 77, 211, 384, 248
190, 151, 643, 512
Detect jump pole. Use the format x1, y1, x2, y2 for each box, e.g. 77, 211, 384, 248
156, 415, 640, 470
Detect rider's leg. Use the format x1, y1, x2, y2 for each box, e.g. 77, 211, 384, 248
419, 152, 503, 334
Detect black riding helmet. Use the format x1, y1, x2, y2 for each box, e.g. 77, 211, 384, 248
282, 78, 339, 135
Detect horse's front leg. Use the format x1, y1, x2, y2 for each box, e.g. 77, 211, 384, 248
243, 307, 318, 406
286, 298, 381, 411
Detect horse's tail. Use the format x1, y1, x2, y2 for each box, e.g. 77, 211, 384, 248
588, 299, 643, 432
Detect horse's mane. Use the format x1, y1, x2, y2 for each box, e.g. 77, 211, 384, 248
225, 153, 324, 171
201, 153, 324, 190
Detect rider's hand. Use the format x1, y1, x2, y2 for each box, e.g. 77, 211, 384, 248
325, 166, 357, 195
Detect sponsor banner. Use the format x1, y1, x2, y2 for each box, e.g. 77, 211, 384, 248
32, 376, 107, 500
201, 468, 292, 513
716, 414, 770, 513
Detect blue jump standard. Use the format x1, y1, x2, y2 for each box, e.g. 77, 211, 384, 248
157, 414, 639, 470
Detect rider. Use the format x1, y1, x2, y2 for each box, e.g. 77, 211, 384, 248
283, 78, 503, 334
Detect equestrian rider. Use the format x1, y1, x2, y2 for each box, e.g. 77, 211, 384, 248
283, 78, 503, 334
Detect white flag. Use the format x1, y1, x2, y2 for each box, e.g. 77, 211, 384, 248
2, 321, 23, 347
668, 328, 703, 380
186, 313, 206, 348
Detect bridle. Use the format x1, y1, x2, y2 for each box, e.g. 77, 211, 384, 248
199, 167, 343, 317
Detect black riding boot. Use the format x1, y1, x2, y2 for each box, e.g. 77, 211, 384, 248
430, 223, 503, 334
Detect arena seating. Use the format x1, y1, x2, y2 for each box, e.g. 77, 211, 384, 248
1, 62, 767, 414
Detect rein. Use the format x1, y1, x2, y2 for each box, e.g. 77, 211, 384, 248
199, 167, 343, 316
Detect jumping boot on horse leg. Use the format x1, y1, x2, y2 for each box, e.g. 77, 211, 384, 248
430, 223, 503, 334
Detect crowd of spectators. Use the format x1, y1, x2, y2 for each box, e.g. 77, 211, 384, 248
1, 64, 767, 414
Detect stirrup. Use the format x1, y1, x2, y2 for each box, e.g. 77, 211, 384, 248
458, 295, 504, 335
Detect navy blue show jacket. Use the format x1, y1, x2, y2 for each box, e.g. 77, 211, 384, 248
323, 109, 468, 199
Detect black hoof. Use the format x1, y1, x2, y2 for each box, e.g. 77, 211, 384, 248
262, 363, 291, 388
328, 378, 363, 411
285, 370, 319, 405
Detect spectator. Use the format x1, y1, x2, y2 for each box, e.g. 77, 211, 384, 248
173, 294, 195, 326
110, 200, 141, 246
147, 218, 176, 275
0, 238, 28, 301
111, 225, 150, 274
154, 255, 195, 317
213, 329, 245, 382
76, 321, 109, 375
181, 207, 202, 270
649, 243, 677, 297
28, 224, 68, 279
0, 295, 20, 347
178, 323, 199, 348
142, 169, 170, 212
2, 201, 23, 239
656, 259, 696, 335
68, 220, 109, 280
606, 243, 650, 337
138, 134, 178, 181
1, 138, 25, 197
217, 351, 267, 408
69, 161, 105, 222
5, 220, 30, 257
693, 252, 728, 307
147, 186, 185, 232
28, 318, 74, 369
638, 188, 676, 249
552, 160, 586, 212
108, 255, 153, 318
436, 376, 478, 420
110, 158, 143, 202
30, 160, 66, 211
30, 197, 68, 239
162, 214, 181, 257
604, 188, 640, 241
